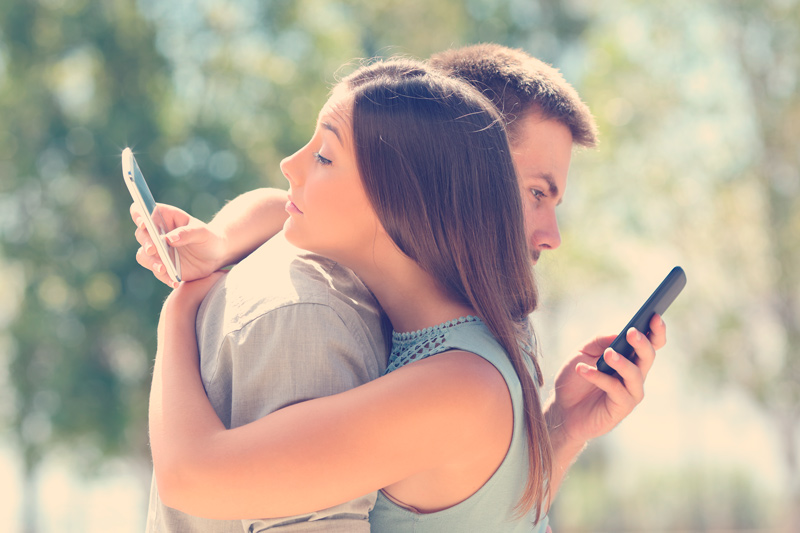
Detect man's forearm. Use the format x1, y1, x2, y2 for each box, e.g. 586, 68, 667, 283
209, 188, 289, 266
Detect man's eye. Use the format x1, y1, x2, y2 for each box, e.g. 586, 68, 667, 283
531, 189, 545, 200
313, 152, 332, 166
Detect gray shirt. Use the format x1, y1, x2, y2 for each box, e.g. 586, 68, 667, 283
146, 232, 388, 532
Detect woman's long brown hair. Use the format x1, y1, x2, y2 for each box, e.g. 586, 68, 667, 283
343, 59, 553, 522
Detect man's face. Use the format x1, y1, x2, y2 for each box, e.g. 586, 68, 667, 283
510, 114, 574, 264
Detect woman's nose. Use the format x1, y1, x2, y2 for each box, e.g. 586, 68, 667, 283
280, 151, 303, 186
280, 156, 294, 186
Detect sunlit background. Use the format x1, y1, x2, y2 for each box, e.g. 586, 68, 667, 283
1, 0, 798, 531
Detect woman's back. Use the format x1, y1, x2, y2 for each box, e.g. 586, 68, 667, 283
370, 317, 549, 532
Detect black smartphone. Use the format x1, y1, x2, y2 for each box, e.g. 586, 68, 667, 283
596, 266, 687, 378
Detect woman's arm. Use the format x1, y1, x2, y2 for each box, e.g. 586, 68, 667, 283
149, 279, 512, 519
206, 188, 289, 266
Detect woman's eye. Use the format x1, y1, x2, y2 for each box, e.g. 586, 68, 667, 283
313, 152, 332, 166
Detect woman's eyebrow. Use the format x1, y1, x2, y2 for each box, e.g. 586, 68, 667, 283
321, 121, 342, 144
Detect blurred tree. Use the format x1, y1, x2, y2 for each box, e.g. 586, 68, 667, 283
7, 0, 795, 530
544, 1, 799, 529
725, 1, 800, 528
0, 0, 591, 530
134, 0, 593, 192
0, 1, 174, 530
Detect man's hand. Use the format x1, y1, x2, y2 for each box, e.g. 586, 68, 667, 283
547, 314, 666, 445
544, 314, 666, 498
131, 203, 227, 288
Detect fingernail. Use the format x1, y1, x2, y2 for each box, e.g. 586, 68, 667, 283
609, 350, 620, 362
155, 264, 163, 273
168, 234, 179, 243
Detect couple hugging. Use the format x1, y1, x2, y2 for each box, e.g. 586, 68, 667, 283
132, 43, 666, 532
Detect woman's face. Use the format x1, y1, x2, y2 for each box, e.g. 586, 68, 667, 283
281, 88, 383, 266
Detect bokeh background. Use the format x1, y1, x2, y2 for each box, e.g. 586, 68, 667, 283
1, 0, 798, 531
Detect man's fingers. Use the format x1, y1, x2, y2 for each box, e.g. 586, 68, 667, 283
627, 326, 657, 380
647, 313, 667, 351
604, 347, 645, 403
579, 350, 642, 415
581, 334, 618, 358
577, 359, 628, 398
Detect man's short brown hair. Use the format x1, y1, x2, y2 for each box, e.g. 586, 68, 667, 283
429, 43, 598, 147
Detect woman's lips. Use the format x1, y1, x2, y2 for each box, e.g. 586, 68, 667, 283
285, 199, 303, 215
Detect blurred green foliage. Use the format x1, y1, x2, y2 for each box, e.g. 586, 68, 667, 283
1, 0, 173, 473
0, 0, 589, 473
1, 0, 798, 530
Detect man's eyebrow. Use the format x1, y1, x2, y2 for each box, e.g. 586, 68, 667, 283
536, 173, 563, 206
321, 121, 342, 144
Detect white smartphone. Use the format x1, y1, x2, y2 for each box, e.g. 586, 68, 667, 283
121, 147, 181, 284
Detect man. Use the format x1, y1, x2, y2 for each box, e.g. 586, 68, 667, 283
430, 44, 659, 496
134, 43, 664, 530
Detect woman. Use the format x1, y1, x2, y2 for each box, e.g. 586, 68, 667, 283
152, 58, 551, 531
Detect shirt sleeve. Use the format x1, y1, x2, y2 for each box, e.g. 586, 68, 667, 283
207, 300, 383, 432
202, 302, 381, 532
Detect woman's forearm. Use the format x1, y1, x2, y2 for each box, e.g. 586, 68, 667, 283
149, 296, 226, 508
209, 188, 289, 267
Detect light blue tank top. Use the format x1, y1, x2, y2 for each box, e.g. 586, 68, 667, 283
370, 316, 550, 532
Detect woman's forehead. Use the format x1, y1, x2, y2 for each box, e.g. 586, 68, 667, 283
319, 87, 352, 122
317, 88, 353, 142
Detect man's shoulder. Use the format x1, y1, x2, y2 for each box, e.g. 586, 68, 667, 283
198, 232, 381, 332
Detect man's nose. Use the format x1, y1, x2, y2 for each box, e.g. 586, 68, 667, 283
534, 213, 561, 252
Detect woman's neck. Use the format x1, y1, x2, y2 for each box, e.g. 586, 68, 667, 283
352, 244, 475, 334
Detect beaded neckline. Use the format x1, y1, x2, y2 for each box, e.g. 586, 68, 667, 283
392, 315, 481, 341
386, 315, 482, 374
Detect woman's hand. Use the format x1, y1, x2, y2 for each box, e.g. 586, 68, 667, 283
161, 271, 228, 318
157, 271, 228, 347
131, 203, 228, 289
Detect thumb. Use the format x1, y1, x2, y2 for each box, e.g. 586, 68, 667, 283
165, 224, 210, 247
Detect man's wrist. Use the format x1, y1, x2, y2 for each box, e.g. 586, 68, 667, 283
545, 403, 588, 459
545, 402, 588, 498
